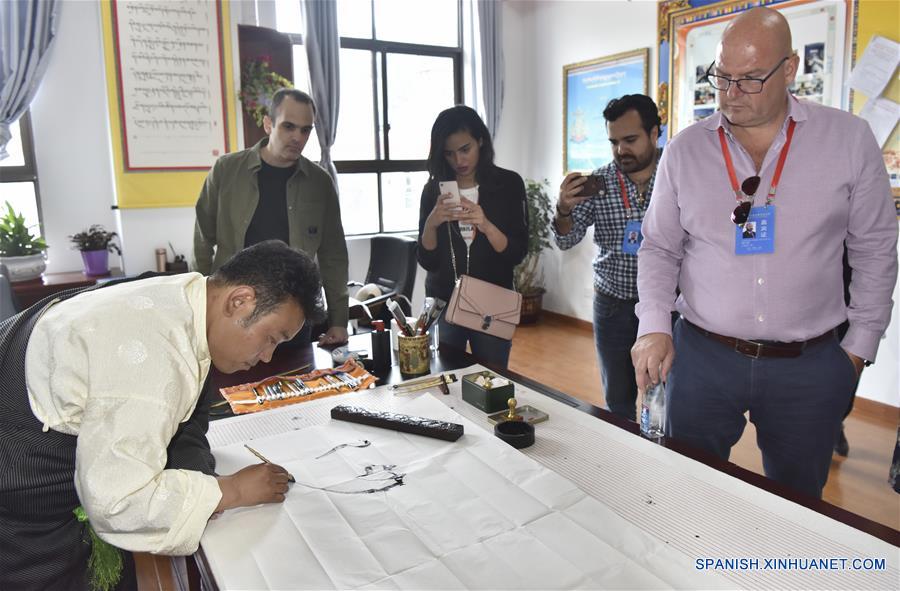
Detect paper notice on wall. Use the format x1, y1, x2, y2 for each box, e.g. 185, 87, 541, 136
859, 97, 900, 148
848, 35, 900, 98
112, 0, 227, 169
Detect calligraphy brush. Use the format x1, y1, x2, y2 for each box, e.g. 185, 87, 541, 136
244, 444, 296, 483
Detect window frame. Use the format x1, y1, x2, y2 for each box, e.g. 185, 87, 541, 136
286, 0, 464, 235
0, 112, 45, 235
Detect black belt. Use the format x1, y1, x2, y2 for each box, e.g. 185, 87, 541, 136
684, 319, 835, 359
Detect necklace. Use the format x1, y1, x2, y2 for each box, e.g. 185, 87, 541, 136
626, 151, 659, 208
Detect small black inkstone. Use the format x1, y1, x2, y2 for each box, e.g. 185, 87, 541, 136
494, 420, 535, 449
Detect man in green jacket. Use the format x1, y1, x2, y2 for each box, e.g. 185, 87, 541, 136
193, 89, 349, 346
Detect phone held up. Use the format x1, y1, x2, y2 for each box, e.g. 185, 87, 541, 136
439, 180, 462, 209
579, 174, 606, 197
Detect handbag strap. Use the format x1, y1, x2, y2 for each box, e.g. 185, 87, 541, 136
447, 223, 471, 282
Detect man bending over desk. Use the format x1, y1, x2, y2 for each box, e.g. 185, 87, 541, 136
0, 240, 324, 590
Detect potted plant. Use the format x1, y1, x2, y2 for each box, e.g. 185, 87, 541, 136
0, 201, 48, 282
514, 179, 553, 324
69, 225, 121, 277
239, 56, 293, 128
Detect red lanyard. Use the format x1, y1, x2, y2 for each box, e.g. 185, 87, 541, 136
615, 169, 646, 217
718, 118, 796, 206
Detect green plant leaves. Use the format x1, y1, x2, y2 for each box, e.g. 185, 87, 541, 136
68, 225, 122, 255
0, 201, 47, 256
514, 179, 552, 295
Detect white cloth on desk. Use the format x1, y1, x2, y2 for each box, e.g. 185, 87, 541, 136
25, 273, 221, 555
204, 393, 731, 590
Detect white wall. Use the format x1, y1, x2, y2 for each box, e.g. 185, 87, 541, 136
30, 0, 118, 274
494, 0, 659, 321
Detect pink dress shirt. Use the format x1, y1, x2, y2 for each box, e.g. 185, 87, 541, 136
636, 95, 897, 362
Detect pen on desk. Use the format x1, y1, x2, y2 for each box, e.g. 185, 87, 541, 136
243, 444, 296, 483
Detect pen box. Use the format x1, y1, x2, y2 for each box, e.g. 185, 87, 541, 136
461, 371, 514, 413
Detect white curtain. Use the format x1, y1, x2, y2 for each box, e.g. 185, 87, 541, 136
0, 0, 60, 159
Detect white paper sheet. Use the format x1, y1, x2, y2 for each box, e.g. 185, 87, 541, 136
848, 35, 900, 98
860, 96, 900, 148
203, 393, 732, 589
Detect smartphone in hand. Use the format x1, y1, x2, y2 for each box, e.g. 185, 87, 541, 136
579, 174, 606, 196
439, 181, 462, 208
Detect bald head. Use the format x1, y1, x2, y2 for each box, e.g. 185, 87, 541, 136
713, 6, 798, 131
721, 7, 793, 62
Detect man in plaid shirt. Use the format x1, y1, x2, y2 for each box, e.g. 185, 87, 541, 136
552, 95, 661, 421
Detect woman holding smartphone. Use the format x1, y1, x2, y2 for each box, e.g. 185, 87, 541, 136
417, 106, 528, 368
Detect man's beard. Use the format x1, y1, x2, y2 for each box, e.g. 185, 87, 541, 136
616, 150, 654, 173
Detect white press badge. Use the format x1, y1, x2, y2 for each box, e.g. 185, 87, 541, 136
622, 219, 643, 254
735, 206, 775, 255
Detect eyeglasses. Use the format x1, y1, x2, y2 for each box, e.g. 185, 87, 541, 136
705, 57, 789, 94
732, 176, 760, 225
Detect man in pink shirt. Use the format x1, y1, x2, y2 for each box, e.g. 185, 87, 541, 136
632, 7, 897, 498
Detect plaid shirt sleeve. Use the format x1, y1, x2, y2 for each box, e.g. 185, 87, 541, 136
552, 185, 597, 250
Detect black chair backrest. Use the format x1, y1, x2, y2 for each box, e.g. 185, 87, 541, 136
366, 235, 417, 315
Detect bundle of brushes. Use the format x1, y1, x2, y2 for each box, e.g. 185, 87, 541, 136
387, 296, 446, 337
218, 358, 378, 414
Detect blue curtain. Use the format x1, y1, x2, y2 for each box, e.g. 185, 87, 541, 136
0, 0, 60, 159
477, 0, 504, 140
300, 0, 340, 182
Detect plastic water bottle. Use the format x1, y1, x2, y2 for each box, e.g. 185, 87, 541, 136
640, 382, 667, 440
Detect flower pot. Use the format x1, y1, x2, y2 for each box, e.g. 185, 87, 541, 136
520, 290, 544, 324
81, 249, 110, 277
0, 253, 47, 282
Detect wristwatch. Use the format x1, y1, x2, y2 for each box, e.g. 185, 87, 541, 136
555, 203, 572, 218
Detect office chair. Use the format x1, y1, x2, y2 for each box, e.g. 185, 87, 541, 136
348, 234, 418, 334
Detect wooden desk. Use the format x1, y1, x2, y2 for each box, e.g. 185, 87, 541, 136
11, 268, 124, 309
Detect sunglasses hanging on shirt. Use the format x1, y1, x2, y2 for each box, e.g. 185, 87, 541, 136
718, 120, 796, 227
732, 176, 761, 225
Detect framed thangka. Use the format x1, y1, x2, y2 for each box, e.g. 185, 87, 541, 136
657, 0, 852, 141
563, 48, 649, 173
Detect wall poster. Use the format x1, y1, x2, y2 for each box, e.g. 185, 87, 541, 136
563, 49, 650, 173
111, 0, 229, 170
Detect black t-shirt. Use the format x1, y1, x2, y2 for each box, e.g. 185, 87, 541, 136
244, 159, 293, 247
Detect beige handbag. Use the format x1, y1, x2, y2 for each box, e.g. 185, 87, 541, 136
444, 225, 522, 340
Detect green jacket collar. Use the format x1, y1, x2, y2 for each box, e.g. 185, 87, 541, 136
247, 137, 313, 178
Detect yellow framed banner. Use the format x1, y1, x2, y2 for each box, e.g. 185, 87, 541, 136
100, 0, 239, 208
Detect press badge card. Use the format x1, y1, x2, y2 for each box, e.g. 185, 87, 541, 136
622, 220, 643, 254
735, 206, 775, 255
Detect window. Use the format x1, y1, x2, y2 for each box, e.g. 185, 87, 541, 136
0, 113, 43, 237
277, 0, 463, 235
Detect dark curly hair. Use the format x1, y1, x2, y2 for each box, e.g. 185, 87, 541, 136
426, 105, 495, 182
602, 94, 661, 135
210, 240, 325, 326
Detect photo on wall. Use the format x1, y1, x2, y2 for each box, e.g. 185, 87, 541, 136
695, 63, 711, 83
804, 42, 825, 73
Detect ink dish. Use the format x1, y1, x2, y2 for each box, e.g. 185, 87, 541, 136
494, 420, 535, 449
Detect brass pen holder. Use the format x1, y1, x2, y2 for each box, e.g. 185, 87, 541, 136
398, 333, 430, 375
